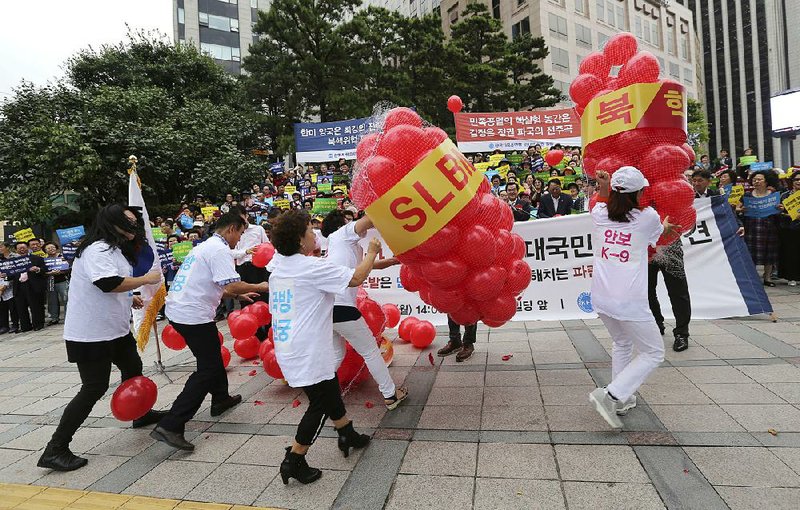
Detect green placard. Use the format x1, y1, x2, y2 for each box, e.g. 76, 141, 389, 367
171, 241, 193, 263
739, 155, 758, 166
151, 227, 166, 241
507, 154, 524, 165
312, 198, 339, 214
318, 183, 332, 193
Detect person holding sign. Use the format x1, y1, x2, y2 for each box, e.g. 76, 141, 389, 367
38, 205, 165, 472
741, 172, 782, 286
10, 241, 47, 332
778, 172, 800, 286
588, 167, 678, 429
0, 243, 19, 335
44, 242, 70, 325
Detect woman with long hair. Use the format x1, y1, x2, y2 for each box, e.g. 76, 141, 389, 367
588, 167, 677, 429
741, 172, 781, 286
269, 210, 381, 484
38, 204, 163, 471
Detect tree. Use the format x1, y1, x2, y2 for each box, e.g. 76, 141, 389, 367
0, 32, 264, 226
502, 35, 562, 110
687, 98, 710, 155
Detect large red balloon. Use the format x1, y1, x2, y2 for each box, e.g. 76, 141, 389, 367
579, 52, 611, 79
618, 51, 660, 87
449, 301, 481, 326
263, 349, 284, 379
639, 144, 690, 182
382, 304, 401, 328
466, 267, 507, 301
251, 243, 275, 268
411, 224, 461, 260
245, 301, 271, 326
337, 343, 369, 387
410, 321, 436, 349
358, 298, 386, 336
400, 265, 423, 292
229, 313, 259, 340
161, 324, 186, 351
356, 132, 379, 162
376, 125, 434, 171
569, 74, 605, 107
259, 337, 275, 361
234, 335, 260, 359
111, 376, 158, 422
504, 259, 532, 294
227, 310, 243, 323
545, 149, 565, 167
221, 346, 231, 368
480, 293, 518, 323
460, 225, 497, 268
428, 286, 466, 315
421, 258, 467, 289
604, 33, 638, 66
384, 107, 423, 130
398, 317, 419, 342
447, 95, 463, 113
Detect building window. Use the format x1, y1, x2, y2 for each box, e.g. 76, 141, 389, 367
575, 0, 585, 14
666, 23, 676, 55
598, 32, 609, 49
178, 7, 185, 24
683, 67, 693, 84
231, 18, 239, 32
669, 62, 680, 79
596, 0, 604, 22
200, 42, 240, 61
232, 47, 241, 62
492, 0, 500, 19
575, 23, 592, 48
205, 13, 239, 32
199, 11, 209, 26
615, 4, 625, 29
549, 13, 568, 40
657, 56, 665, 69
549, 0, 565, 7
517, 0, 527, 7
680, 30, 689, 61
634, 16, 642, 38
551, 47, 570, 73
605, 1, 614, 25
250, 0, 258, 7
577, 54, 586, 67
448, 4, 458, 24
512, 17, 531, 40
553, 79, 569, 96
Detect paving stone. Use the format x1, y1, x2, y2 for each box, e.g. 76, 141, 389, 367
650, 404, 745, 432
332, 439, 407, 510
538, 384, 595, 406
384, 474, 474, 510
721, 404, 800, 432
536, 369, 594, 386
185, 463, 276, 506
169, 432, 251, 463
770, 448, 800, 476
88, 429, 157, 457
737, 364, 800, 383
257, 469, 348, 510
474, 478, 565, 510
533, 350, 583, 365
673, 432, 761, 447
555, 444, 649, 483
425, 386, 484, 406
639, 367, 692, 385
685, 447, 800, 487
123, 460, 218, 500
477, 442, 557, 479
484, 371, 539, 387
0, 449, 45, 484
227, 435, 291, 467
36, 453, 128, 490
3, 425, 55, 451
545, 405, 618, 432
764, 382, 800, 403
562, 481, 664, 510
482, 405, 547, 431
417, 405, 481, 430
432, 371, 485, 387
399, 440, 477, 476
717, 487, 800, 510
637, 384, 713, 404
482, 386, 540, 406
304, 437, 364, 471
697, 383, 785, 404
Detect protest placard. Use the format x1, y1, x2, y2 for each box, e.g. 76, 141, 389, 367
0, 256, 33, 276
474, 162, 491, 172
317, 183, 332, 193
782, 190, 800, 221
312, 198, 339, 214
739, 155, 758, 166
496, 165, 510, 178
273, 199, 290, 210
62, 243, 79, 260
151, 227, 166, 241
507, 154, 524, 165
727, 185, 745, 205
13, 228, 35, 243
284, 185, 297, 195
750, 161, 773, 172
201, 206, 219, 220
333, 185, 348, 195
488, 154, 505, 165
743, 192, 781, 218
44, 257, 70, 271
170, 242, 193, 263
56, 226, 85, 245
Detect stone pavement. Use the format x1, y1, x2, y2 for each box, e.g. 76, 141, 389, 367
0, 284, 799, 509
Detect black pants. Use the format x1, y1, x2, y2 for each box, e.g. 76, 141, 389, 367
648, 258, 691, 337
159, 321, 229, 433
50, 334, 143, 448
15, 283, 45, 330
237, 262, 270, 340
0, 298, 18, 330
448, 317, 477, 346
296, 376, 347, 446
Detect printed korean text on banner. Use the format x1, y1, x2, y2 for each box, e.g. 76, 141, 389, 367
359, 197, 771, 325
0, 256, 33, 276
56, 226, 85, 245
294, 116, 377, 163
12, 228, 36, 243
170, 242, 193, 263
454, 108, 581, 153
44, 257, 71, 271
201, 206, 219, 220
312, 198, 339, 215
783, 191, 800, 221
743, 193, 781, 219
157, 247, 174, 270
270, 162, 285, 176
728, 185, 745, 205
62, 243, 79, 260
750, 161, 773, 172
739, 155, 758, 166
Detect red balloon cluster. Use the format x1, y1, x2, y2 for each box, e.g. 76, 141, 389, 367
358, 296, 386, 337
397, 316, 436, 349
259, 332, 284, 380
569, 32, 696, 245
337, 342, 370, 389
229, 312, 259, 340
244, 301, 271, 327
110, 376, 158, 421
161, 324, 186, 351
351, 107, 530, 326
234, 336, 260, 359
251, 243, 275, 268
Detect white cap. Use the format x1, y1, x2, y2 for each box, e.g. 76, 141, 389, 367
611, 166, 649, 193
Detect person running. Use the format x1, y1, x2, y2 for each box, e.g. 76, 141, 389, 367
151, 212, 268, 451
321, 210, 408, 410
588, 167, 678, 428
38, 204, 165, 471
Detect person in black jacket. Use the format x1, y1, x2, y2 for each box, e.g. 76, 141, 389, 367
11, 241, 47, 331
507, 183, 531, 221
537, 179, 574, 218
692, 170, 720, 198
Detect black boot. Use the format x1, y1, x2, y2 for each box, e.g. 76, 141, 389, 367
132, 409, 168, 429
37, 444, 88, 471
280, 446, 322, 485
336, 421, 370, 458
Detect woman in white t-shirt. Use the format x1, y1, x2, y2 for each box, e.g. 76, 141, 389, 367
321, 210, 407, 410
38, 205, 163, 472
588, 167, 678, 429
269, 210, 381, 485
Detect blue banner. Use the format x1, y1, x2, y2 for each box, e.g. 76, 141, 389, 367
293, 117, 377, 163
0, 256, 33, 276
44, 257, 71, 271
743, 192, 781, 218
62, 243, 79, 260
56, 226, 85, 245
269, 162, 285, 176
749, 161, 773, 172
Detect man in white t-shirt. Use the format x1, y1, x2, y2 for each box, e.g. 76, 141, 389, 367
151, 213, 268, 451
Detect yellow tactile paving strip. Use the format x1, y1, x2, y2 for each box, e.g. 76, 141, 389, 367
0, 484, 283, 510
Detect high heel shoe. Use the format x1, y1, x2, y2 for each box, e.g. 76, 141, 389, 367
336, 421, 370, 458
279, 446, 322, 485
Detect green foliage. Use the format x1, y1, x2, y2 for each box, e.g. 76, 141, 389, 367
687, 98, 710, 155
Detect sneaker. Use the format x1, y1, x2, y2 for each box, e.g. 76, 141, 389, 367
437, 340, 462, 357
789, 281, 797, 287
588, 388, 623, 428
456, 344, 474, 362
616, 395, 637, 415
673, 334, 689, 352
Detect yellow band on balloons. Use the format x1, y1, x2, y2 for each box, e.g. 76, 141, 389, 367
365, 138, 484, 255
582, 82, 687, 146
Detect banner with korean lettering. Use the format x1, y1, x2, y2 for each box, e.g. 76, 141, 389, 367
358, 196, 771, 325
454, 108, 582, 153
294, 117, 377, 163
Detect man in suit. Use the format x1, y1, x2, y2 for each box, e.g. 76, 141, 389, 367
692, 170, 720, 198
537, 179, 574, 218
11, 241, 47, 332
713, 149, 734, 173
507, 183, 531, 221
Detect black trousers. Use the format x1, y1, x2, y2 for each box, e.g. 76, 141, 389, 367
237, 262, 270, 340
0, 298, 17, 330
50, 334, 143, 448
15, 283, 45, 330
159, 321, 229, 433
296, 376, 347, 446
648, 257, 692, 337
448, 317, 477, 346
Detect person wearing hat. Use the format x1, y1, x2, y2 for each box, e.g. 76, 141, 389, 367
588, 167, 678, 429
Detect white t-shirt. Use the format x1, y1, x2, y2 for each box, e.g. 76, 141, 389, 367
63, 241, 134, 342
166, 235, 241, 325
325, 222, 363, 307
269, 254, 354, 387
230, 223, 269, 265
590, 203, 663, 321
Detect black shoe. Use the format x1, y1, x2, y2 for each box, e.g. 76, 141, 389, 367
132, 409, 168, 428
673, 334, 689, 352
37, 445, 88, 471
155, 314, 165, 321
437, 340, 462, 357
17, 328, 32, 334
0, 327, 8, 335
763, 280, 776, 287
33, 326, 43, 331
456, 344, 475, 362
8, 326, 17, 334
280, 446, 322, 484
150, 425, 194, 451
336, 421, 370, 458
210, 394, 242, 417
48, 319, 59, 326
657, 323, 665, 336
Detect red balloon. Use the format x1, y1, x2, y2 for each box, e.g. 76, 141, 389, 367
376, 124, 434, 171
639, 144, 690, 182
410, 321, 436, 348
245, 301, 272, 326
447, 95, 463, 114
603, 33, 638, 66
414, 224, 461, 260
466, 267, 507, 301
579, 51, 611, 79
482, 318, 507, 328
399, 265, 424, 292
337, 343, 368, 387
382, 304, 401, 328
251, 243, 275, 268
263, 349, 284, 380
680, 143, 696, 165
229, 313, 259, 340
227, 310, 243, 323
218, 331, 224, 346
356, 132, 379, 162
233, 335, 260, 359
569, 74, 605, 106
351, 169, 379, 209
111, 376, 158, 421
365, 155, 401, 196
545, 149, 565, 167
359, 298, 386, 336
618, 51, 660, 87
161, 324, 186, 351
460, 225, 497, 268
652, 179, 695, 211
259, 337, 274, 361
384, 107, 423, 131
398, 317, 419, 342
421, 257, 467, 289
449, 301, 481, 326
428, 286, 466, 315
480, 292, 518, 323
426, 127, 449, 145
451, 192, 482, 229
220, 346, 231, 368
504, 259, 532, 295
